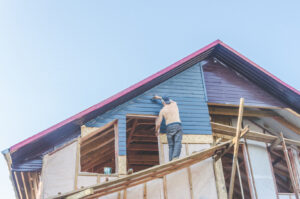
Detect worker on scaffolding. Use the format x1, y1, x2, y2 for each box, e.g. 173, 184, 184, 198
153, 95, 183, 161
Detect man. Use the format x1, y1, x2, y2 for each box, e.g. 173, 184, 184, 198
153, 95, 183, 161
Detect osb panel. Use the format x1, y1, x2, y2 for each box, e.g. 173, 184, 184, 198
81, 125, 100, 137
159, 134, 213, 144
118, 155, 127, 175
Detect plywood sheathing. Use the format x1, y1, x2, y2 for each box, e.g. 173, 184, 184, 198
51, 141, 231, 199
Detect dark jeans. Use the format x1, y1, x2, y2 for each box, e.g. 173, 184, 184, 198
166, 123, 183, 161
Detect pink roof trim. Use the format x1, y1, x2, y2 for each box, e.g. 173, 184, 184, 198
10, 40, 220, 153
10, 40, 300, 153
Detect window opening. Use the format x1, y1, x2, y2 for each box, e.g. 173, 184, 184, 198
80, 121, 117, 174
126, 115, 159, 172
269, 148, 294, 193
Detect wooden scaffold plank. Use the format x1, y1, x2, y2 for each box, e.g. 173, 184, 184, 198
228, 98, 244, 199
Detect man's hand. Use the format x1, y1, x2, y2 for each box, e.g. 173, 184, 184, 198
153, 95, 162, 100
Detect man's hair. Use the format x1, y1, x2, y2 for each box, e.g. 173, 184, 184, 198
162, 96, 171, 104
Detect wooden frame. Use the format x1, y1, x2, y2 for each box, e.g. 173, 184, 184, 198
77, 120, 119, 182
159, 134, 213, 144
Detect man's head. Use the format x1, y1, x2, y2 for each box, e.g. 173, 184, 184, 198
162, 96, 171, 105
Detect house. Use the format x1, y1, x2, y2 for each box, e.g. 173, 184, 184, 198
3, 40, 300, 199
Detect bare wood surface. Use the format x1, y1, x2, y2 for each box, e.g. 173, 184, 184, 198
127, 120, 137, 147
208, 106, 275, 117
143, 183, 147, 199
228, 98, 244, 199
211, 122, 300, 147
281, 133, 299, 199
236, 160, 245, 199
81, 119, 116, 141
21, 172, 29, 199
74, 139, 80, 190
14, 172, 23, 199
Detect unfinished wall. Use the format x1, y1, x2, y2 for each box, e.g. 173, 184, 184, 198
243, 120, 278, 199
85, 63, 211, 156
162, 142, 218, 199
41, 141, 77, 199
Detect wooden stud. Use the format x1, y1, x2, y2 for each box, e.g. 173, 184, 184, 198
211, 122, 300, 147
81, 128, 114, 147
185, 144, 194, 199
127, 119, 138, 147
123, 189, 127, 199
81, 137, 115, 156
163, 176, 168, 199
228, 98, 244, 199
114, 122, 119, 174
208, 106, 276, 117
32, 172, 38, 199
118, 156, 127, 175
27, 172, 34, 199
243, 141, 258, 199
212, 136, 228, 199
14, 172, 23, 199
74, 138, 81, 190
280, 133, 299, 199
236, 159, 245, 199
143, 183, 147, 199
214, 126, 249, 162
20, 172, 29, 199
289, 150, 300, 193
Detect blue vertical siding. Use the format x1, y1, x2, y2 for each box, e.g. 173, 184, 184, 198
85, 63, 211, 155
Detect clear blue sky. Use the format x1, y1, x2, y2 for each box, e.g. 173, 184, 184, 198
1, 0, 300, 197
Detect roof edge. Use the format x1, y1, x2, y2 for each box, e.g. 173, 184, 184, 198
218, 41, 300, 95
9, 40, 221, 153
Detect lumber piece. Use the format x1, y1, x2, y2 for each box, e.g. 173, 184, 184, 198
228, 98, 244, 199
273, 116, 300, 135
21, 172, 29, 199
214, 126, 249, 161
281, 133, 299, 199
143, 183, 147, 199
208, 106, 276, 117
14, 172, 23, 199
65, 188, 94, 199
74, 139, 80, 190
126, 114, 157, 119
185, 144, 194, 199
269, 137, 282, 151
81, 119, 116, 141
211, 122, 300, 147
81, 137, 115, 156
236, 160, 245, 199
127, 120, 137, 146
51, 141, 231, 199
